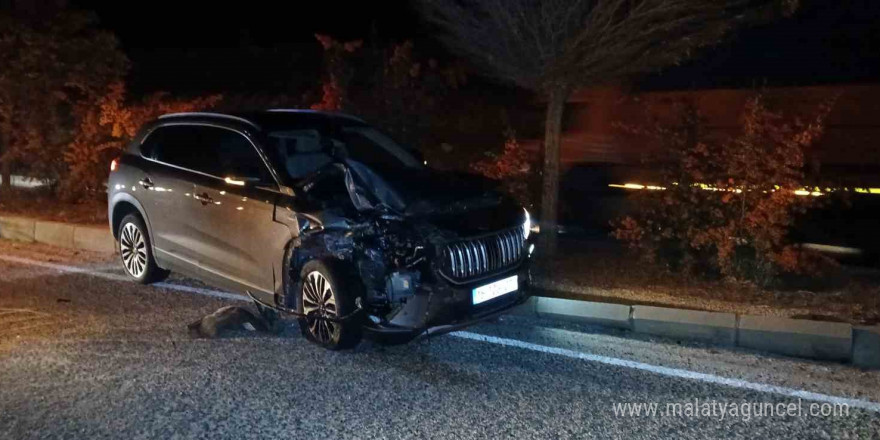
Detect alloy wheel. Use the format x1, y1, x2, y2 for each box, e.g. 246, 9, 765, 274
302, 271, 340, 344
120, 222, 147, 278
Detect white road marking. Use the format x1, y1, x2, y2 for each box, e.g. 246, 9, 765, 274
0, 254, 249, 302
0, 261, 121, 282
91, 264, 126, 272
2, 267, 73, 282
451, 331, 880, 413
0, 255, 130, 281
0, 308, 51, 318
4, 253, 879, 413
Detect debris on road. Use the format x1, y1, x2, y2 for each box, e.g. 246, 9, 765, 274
187, 306, 270, 338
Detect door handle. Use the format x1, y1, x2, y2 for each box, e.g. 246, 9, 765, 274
138, 177, 154, 189
193, 192, 213, 206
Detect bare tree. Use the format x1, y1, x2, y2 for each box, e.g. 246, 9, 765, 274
418, 0, 796, 253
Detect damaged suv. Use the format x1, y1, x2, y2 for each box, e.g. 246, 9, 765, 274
108, 110, 533, 348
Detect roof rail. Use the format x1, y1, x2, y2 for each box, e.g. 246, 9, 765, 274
158, 112, 261, 129
265, 108, 364, 122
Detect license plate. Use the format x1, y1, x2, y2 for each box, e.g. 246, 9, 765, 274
472, 275, 518, 305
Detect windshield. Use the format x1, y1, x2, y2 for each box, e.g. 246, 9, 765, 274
267, 124, 423, 180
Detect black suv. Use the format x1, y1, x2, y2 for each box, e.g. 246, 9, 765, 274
108, 110, 533, 348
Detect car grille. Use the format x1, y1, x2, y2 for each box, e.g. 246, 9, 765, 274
441, 227, 525, 281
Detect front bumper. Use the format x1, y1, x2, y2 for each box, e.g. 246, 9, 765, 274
363, 261, 531, 344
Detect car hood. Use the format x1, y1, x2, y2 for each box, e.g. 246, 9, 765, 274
343, 160, 525, 235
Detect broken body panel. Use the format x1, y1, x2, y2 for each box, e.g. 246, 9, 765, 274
273, 157, 532, 342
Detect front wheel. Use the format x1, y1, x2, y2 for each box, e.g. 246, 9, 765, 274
118, 214, 169, 284
297, 260, 362, 350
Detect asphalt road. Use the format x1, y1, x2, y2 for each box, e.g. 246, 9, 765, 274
1, 239, 879, 439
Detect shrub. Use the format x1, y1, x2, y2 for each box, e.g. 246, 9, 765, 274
61, 83, 222, 200
470, 127, 539, 209
0, 10, 128, 189
612, 94, 834, 284
310, 34, 360, 112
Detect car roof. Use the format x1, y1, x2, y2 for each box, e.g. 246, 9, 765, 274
156, 109, 366, 132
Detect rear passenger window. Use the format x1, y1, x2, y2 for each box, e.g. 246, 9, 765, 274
143, 125, 217, 174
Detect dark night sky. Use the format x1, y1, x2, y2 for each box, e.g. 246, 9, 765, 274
71, 0, 880, 95
71, 0, 427, 94
73, 1, 423, 47
644, 0, 880, 90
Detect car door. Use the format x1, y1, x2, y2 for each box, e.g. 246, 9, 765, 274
187, 125, 291, 295
137, 125, 206, 269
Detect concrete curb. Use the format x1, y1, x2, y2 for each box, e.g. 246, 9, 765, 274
738, 315, 852, 361
853, 325, 880, 369
0, 215, 114, 254
535, 297, 631, 328
514, 295, 876, 368
34, 220, 75, 249
73, 225, 116, 253
0, 216, 35, 242
506, 296, 538, 316
633, 306, 736, 346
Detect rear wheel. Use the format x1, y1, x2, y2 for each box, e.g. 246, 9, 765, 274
118, 214, 169, 284
297, 260, 362, 350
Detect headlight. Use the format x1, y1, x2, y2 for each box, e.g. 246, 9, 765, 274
523, 208, 531, 240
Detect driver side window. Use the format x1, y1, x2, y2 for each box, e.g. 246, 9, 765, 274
200, 126, 272, 183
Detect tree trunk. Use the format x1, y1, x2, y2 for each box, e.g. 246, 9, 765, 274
0, 136, 9, 193
538, 87, 569, 256
0, 161, 9, 192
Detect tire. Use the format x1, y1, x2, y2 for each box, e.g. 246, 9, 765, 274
118, 213, 169, 284
297, 260, 362, 350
